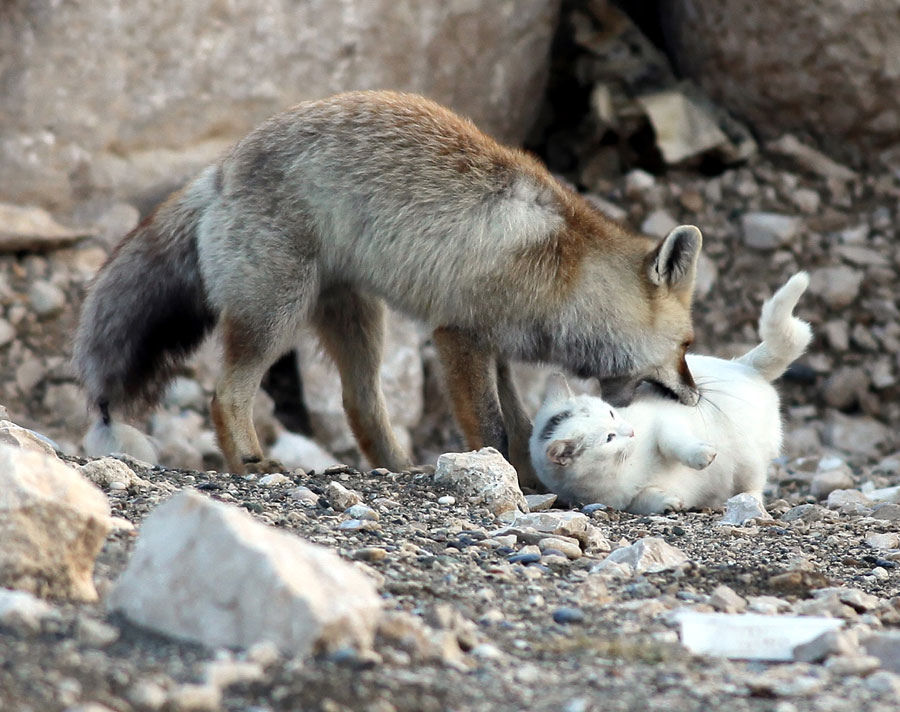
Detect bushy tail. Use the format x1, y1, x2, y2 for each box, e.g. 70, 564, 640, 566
736, 272, 812, 381
73, 167, 220, 441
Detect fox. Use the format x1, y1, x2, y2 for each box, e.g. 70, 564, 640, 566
74, 90, 703, 479
530, 272, 812, 512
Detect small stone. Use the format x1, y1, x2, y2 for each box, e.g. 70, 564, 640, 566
782, 504, 825, 523
624, 168, 656, 197
289, 486, 319, 506
866, 634, 900, 673
581, 525, 612, 554
437, 495, 456, 506
718, 492, 770, 525
338, 519, 380, 532
872, 503, 900, 521
202, 659, 265, 688
709, 585, 748, 614
508, 551, 541, 565
825, 654, 882, 677
741, 212, 802, 250
345, 503, 379, 521
75, 616, 120, 648
0, 319, 14, 347
864, 671, 900, 695
434, 448, 527, 516
126, 680, 168, 711
810, 468, 855, 500
538, 536, 582, 560
27, 280, 66, 318
793, 629, 859, 663
258, 473, 290, 486
826, 489, 873, 509
524, 493, 556, 512
167, 683, 222, 712
510, 511, 589, 540
0, 587, 59, 633
353, 547, 387, 562
641, 209, 679, 238
865, 532, 900, 550
791, 188, 821, 214
552, 607, 585, 625
591, 537, 688, 575
808, 266, 863, 309
325, 481, 361, 511
470, 642, 503, 659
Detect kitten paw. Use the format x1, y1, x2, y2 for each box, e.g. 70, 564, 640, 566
687, 444, 716, 470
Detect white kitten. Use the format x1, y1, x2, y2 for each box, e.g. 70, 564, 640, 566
530, 272, 812, 514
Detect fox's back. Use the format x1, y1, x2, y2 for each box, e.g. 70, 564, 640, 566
210, 91, 568, 321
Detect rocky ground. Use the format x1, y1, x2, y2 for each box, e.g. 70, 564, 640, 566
1, 446, 899, 712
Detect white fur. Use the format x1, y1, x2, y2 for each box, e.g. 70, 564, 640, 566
83, 419, 158, 465
530, 272, 812, 513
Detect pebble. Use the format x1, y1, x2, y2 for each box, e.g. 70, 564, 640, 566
864, 671, 900, 696
826, 489, 873, 509
437, 495, 456, 506
0, 588, 59, 633
0, 318, 14, 347
871, 503, 900, 521
524, 493, 556, 511
740, 212, 801, 250
353, 547, 387, 562
325, 481, 362, 511
538, 536, 582, 560
28, 280, 66, 318
552, 607, 585, 625
345, 503, 379, 521
719, 492, 769, 525
825, 654, 882, 676
782, 504, 825, 523
865, 532, 900, 550
75, 616, 120, 648
289, 486, 319, 506
470, 642, 503, 659
709, 584, 747, 614
258, 473, 290, 486
338, 518, 380, 532
508, 551, 541, 565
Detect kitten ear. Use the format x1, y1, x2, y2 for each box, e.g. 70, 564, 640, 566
544, 372, 574, 405
546, 437, 583, 467
648, 225, 702, 292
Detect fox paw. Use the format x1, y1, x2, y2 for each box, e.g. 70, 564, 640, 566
687, 443, 716, 470
243, 457, 287, 474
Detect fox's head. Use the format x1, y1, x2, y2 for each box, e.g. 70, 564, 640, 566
562, 224, 702, 407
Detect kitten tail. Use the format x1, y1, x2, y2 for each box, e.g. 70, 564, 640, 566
737, 272, 812, 382
83, 414, 158, 465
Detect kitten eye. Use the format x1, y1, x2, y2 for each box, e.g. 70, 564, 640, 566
606, 433, 615, 443
609, 410, 614, 419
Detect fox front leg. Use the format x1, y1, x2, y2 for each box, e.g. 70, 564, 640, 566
496, 358, 539, 489
433, 326, 508, 458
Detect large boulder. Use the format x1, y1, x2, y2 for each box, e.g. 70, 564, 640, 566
108, 490, 382, 656
661, 1, 900, 163
0, 444, 111, 601
0, 0, 560, 210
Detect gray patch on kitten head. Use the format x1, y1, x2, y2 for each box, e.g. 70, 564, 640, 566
538, 409, 572, 442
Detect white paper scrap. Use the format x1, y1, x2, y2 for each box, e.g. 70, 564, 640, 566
677, 611, 843, 661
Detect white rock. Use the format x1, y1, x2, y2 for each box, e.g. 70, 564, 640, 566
826, 489, 874, 509
167, 683, 221, 712
640, 209, 679, 238
825, 654, 882, 677
325, 481, 361, 511
435, 448, 528, 516
678, 611, 843, 660
808, 266, 864, 309
437, 495, 456, 506
793, 628, 859, 663
77, 457, 151, 490
591, 537, 688, 575
624, 168, 656, 196
718, 492, 770, 525
524, 493, 557, 512
741, 212, 802, 250
709, 584, 748, 614
0, 318, 14, 347
0, 419, 58, 458
0, 444, 111, 601
108, 491, 382, 656
258, 473, 290, 487
289, 486, 319, 506
865, 671, 900, 695
28, 280, 66, 318
810, 467, 855, 500
0, 587, 60, 633
268, 430, 341, 472
345, 504, 379, 521
865, 484, 900, 503
865, 532, 900, 550
511, 511, 589, 540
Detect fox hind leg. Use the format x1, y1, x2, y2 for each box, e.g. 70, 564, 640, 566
433, 327, 508, 457
312, 287, 410, 471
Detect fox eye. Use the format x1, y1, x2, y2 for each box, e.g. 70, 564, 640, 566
606, 433, 615, 443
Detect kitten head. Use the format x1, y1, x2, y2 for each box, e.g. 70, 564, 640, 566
533, 373, 635, 469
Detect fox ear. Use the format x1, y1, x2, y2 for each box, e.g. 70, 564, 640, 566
649, 225, 702, 291
544, 372, 574, 404
546, 437, 583, 467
